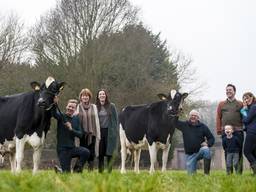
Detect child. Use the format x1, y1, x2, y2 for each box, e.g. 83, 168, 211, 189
222, 125, 242, 175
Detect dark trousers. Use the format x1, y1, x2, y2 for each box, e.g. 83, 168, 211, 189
98, 128, 113, 173
80, 135, 96, 163
244, 133, 256, 166
222, 130, 244, 174
57, 146, 90, 172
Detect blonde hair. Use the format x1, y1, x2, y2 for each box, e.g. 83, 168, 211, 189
79, 88, 92, 101
243, 92, 255, 100
67, 99, 78, 105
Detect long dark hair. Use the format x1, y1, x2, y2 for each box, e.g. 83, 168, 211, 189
96, 89, 111, 112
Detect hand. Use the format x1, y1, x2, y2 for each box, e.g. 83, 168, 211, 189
243, 100, 248, 108
217, 130, 222, 135
201, 142, 208, 147
64, 122, 72, 131
53, 96, 59, 104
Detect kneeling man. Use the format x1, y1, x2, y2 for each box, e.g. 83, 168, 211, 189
53, 98, 90, 173
176, 110, 215, 175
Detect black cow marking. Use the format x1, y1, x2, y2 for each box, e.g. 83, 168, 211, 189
119, 90, 188, 173
0, 77, 65, 174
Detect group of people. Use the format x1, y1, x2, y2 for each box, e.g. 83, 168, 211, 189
178, 83, 256, 175
52, 88, 118, 173
52, 84, 256, 176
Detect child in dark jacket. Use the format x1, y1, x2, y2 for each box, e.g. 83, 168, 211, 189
222, 125, 242, 175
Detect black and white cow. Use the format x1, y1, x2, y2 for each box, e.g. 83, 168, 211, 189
119, 90, 188, 173
0, 77, 65, 174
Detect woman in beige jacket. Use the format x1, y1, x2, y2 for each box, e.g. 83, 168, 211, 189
76, 88, 100, 171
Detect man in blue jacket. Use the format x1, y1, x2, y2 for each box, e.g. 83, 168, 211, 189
53, 99, 90, 173
176, 110, 215, 175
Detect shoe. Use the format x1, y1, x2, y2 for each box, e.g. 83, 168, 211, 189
251, 163, 256, 175
54, 165, 63, 173
73, 164, 83, 173
204, 159, 211, 175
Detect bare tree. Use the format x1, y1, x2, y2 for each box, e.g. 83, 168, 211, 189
0, 14, 29, 69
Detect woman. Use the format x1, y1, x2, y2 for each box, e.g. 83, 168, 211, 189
240, 92, 256, 175
96, 89, 118, 173
77, 88, 100, 171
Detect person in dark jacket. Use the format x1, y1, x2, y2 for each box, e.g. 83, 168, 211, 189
240, 92, 256, 175
176, 109, 215, 175
96, 89, 118, 173
52, 98, 90, 173
222, 125, 242, 175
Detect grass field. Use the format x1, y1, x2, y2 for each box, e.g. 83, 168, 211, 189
0, 170, 255, 192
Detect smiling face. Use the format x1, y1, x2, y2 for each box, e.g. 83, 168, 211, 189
243, 94, 254, 106
81, 94, 90, 104
226, 85, 236, 100
98, 90, 106, 104
189, 110, 200, 124
224, 125, 233, 136
66, 100, 78, 116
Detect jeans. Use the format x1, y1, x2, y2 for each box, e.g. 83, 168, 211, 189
185, 147, 211, 175
226, 152, 239, 174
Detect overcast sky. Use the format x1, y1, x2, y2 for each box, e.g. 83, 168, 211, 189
0, 0, 255, 102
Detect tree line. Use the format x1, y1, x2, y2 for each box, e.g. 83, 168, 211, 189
0, 0, 201, 160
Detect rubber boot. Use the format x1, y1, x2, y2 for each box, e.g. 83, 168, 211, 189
204, 158, 211, 175
226, 167, 232, 175
73, 163, 83, 173
251, 163, 256, 176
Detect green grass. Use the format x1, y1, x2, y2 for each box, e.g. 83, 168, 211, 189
0, 170, 255, 192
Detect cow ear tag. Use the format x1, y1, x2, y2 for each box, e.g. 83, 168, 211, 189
30, 81, 41, 91
157, 93, 167, 100
59, 82, 66, 91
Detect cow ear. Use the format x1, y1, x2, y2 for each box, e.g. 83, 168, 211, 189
182, 93, 188, 99
59, 82, 66, 91
157, 93, 167, 100
30, 81, 41, 91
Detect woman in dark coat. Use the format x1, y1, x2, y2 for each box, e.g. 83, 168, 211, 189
240, 92, 256, 175
96, 89, 118, 173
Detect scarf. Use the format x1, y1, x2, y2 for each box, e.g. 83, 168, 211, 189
79, 103, 97, 145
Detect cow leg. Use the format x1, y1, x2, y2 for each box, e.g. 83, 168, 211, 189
134, 149, 141, 173
162, 143, 171, 172
32, 146, 43, 174
148, 142, 157, 174
15, 137, 26, 173
120, 125, 127, 174
9, 153, 16, 173
28, 132, 45, 174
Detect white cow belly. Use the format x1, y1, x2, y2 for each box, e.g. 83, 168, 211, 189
125, 136, 148, 150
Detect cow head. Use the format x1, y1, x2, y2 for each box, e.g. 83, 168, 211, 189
158, 90, 188, 117
31, 77, 66, 110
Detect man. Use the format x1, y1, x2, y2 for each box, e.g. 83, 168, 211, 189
53, 98, 90, 173
216, 84, 243, 174
176, 110, 215, 175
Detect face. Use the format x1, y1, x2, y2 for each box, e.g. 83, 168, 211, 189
38, 79, 65, 110
165, 91, 188, 117
226, 86, 235, 99
66, 102, 77, 116
81, 94, 90, 104
98, 90, 106, 104
189, 113, 199, 124
224, 125, 233, 135
243, 95, 253, 106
